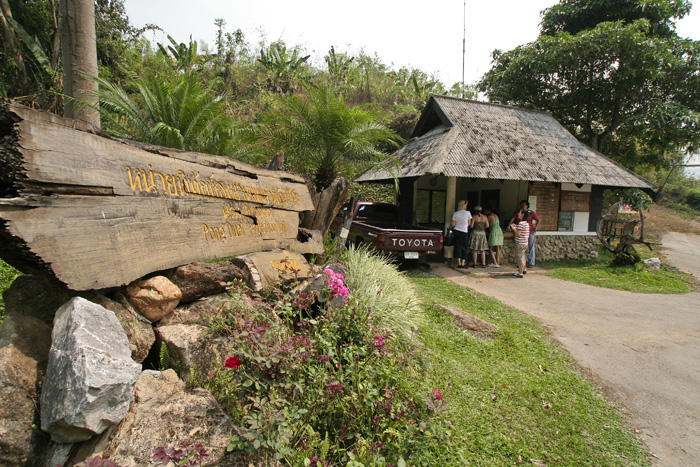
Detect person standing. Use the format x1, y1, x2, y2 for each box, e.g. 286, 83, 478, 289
451, 200, 472, 268
484, 207, 503, 267
509, 200, 540, 270
469, 205, 489, 267
510, 209, 530, 278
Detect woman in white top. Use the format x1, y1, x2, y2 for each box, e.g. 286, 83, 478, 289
450, 200, 472, 268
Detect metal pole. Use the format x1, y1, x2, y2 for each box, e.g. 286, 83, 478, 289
462, 0, 466, 98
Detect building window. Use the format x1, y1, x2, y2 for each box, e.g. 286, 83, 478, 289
416, 189, 446, 224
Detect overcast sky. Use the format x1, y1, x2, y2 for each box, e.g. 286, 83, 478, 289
124, 0, 700, 87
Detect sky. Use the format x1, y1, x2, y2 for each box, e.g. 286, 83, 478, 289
123, 0, 700, 88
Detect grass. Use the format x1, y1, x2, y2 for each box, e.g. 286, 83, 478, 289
0, 259, 23, 326
407, 271, 651, 466
539, 247, 693, 294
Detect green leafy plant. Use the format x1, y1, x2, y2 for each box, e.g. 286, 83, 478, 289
94, 71, 243, 157
158, 342, 171, 370
152, 442, 209, 466
0, 260, 23, 326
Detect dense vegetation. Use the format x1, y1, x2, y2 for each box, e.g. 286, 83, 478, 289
2, 0, 698, 191
480, 0, 700, 173
1, 0, 477, 187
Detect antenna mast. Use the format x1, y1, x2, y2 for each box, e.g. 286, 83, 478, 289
462, 0, 466, 98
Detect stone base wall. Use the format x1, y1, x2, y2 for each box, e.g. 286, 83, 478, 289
501, 234, 599, 264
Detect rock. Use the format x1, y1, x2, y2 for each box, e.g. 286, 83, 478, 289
158, 292, 257, 327
164, 261, 250, 304
84, 291, 155, 364
643, 257, 661, 271
436, 305, 498, 339
125, 276, 182, 322
40, 297, 142, 443
231, 250, 311, 291
0, 313, 52, 466
156, 324, 234, 382
2, 274, 74, 326
102, 370, 235, 467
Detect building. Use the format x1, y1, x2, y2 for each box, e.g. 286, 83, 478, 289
356, 95, 655, 261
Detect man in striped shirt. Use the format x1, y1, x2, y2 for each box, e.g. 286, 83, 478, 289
510, 209, 529, 278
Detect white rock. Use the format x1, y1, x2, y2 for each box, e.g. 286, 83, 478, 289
643, 257, 662, 271
40, 297, 142, 443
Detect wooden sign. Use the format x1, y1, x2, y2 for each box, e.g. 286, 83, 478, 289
0, 104, 321, 290
560, 191, 590, 212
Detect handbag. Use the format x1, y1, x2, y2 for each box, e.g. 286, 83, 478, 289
444, 227, 455, 247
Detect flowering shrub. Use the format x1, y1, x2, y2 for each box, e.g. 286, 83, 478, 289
196, 252, 458, 465
323, 268, 349, 298
224, 356, 242, 369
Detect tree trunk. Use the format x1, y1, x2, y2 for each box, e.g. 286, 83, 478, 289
0, 0, 30, 93
299, 178, 351, 235
59, 0, 99, 129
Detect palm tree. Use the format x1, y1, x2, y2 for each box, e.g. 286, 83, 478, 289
251, 85, 402, 190
95, 71, 241, 156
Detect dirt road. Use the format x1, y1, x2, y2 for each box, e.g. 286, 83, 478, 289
661, 232, 700, 279
431, 240, 700, 466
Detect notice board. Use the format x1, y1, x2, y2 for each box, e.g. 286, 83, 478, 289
528, 182, 560, 231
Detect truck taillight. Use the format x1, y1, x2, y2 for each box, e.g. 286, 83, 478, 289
378, 234, 385, 243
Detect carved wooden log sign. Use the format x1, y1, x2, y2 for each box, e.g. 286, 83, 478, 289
0, 104, 321, 290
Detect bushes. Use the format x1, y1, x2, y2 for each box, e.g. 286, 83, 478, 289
0, 260, 23, 327
196, 248, 455, 465
687, 188, 700, 210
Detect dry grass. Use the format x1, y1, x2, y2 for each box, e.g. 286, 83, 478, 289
644, 204, 700, 240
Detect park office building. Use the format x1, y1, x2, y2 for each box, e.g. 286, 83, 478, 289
356, 95, 656, 262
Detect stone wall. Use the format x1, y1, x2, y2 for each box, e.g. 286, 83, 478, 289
501, 234, 599, 264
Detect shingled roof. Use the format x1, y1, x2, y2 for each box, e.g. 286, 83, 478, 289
357, 95, 655, 189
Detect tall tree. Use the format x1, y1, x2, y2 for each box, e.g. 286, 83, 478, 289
251, 85, 402, 190
0, 0, 30, 93
59, 0, 99, 127
479, 0, 700, 169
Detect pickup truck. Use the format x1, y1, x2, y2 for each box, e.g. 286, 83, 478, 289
331, 202, 443, 259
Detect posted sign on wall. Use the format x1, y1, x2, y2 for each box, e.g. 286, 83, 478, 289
0, 104, 320, 290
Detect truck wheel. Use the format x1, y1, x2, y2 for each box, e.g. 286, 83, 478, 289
352, 237, 364, 249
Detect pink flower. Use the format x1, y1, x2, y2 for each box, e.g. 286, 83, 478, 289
224, 356, 242, 369
432, 388, 443, 401
324, 269, 349, 298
